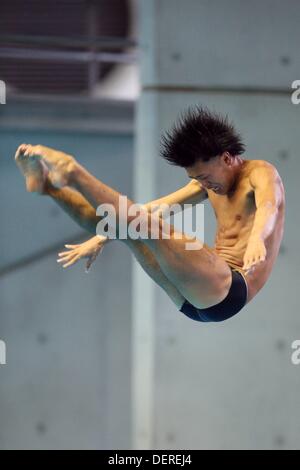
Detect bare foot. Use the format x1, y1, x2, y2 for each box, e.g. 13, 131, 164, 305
15, 143, 76, 189
15, 143, 49, 193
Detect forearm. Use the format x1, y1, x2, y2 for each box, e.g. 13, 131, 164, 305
44, 180, 99, 235
143, 197, 180, 218
69, 163, 139, 239
143, 180, 207, 216
67, 163, 206, 239
249, 204, 278, 241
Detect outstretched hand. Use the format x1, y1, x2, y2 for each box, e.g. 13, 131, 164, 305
243, 236, 267, 274
57, 235, 108, 272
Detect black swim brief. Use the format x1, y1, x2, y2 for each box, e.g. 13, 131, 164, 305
179, 268, 248, 323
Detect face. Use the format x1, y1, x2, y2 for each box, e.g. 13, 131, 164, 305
186, 152, 236, 195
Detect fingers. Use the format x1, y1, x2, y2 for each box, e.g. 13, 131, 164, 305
57, 254, 73, 264
57, 251, 75, 258
57, 240, 104, 272
57, 253, 79, 268
57, 242, 86, 269
243, 253, 266, 272
244, 265, 254, 275
243, 258, 256, 271
62, 255, 80, 268
57, 254, 72, 263
57, 245, 80, 256
57, 246, 79, 268
243, 257, 255, 271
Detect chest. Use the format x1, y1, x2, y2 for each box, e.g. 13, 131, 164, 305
208, 184, 256, 225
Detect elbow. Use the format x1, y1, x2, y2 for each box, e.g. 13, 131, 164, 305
259, 201, 279, 215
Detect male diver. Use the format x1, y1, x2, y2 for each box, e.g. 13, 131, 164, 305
15, 107, 285, 322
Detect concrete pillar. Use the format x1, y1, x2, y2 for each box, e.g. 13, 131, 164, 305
133, 0, 300, 450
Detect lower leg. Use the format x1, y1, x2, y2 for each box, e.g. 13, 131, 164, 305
44, 180, 99, 235
44, 182, 184, 308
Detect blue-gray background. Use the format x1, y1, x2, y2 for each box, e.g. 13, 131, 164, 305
0, 0, 299, 450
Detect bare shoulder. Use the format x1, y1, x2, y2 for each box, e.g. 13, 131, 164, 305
246, 159, 285, 206
246, 159, 282, 182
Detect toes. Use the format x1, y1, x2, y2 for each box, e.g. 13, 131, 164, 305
16, 144, 41, 160
18, 143, 28, 151
15, 144, 26, 160
17, 143, 28, 153
24, 145, 34, 157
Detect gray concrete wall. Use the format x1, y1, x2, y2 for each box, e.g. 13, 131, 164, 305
0, 97, 134, 449
134, 0, 300, 450
1, 0, 300, 451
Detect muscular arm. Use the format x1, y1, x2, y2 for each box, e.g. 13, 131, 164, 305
249, 163, 284, 241
143, 179, 207, 216
243, 163, 284, 271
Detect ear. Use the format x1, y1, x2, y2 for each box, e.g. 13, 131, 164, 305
222, 152, 233, 166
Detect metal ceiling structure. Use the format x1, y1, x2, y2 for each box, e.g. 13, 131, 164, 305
0, 0, 137, 95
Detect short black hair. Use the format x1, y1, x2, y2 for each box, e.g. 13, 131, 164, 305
160, 105, 245, 167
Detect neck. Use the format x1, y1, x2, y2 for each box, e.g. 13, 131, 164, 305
228, 156, 246, 194
233, 156, 246, 176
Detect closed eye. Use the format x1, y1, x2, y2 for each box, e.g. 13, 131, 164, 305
188, 174, 208, 181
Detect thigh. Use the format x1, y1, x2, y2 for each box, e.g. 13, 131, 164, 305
143, 224, 232, 309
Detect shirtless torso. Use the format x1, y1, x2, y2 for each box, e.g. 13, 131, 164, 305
208, 159, 285, 303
